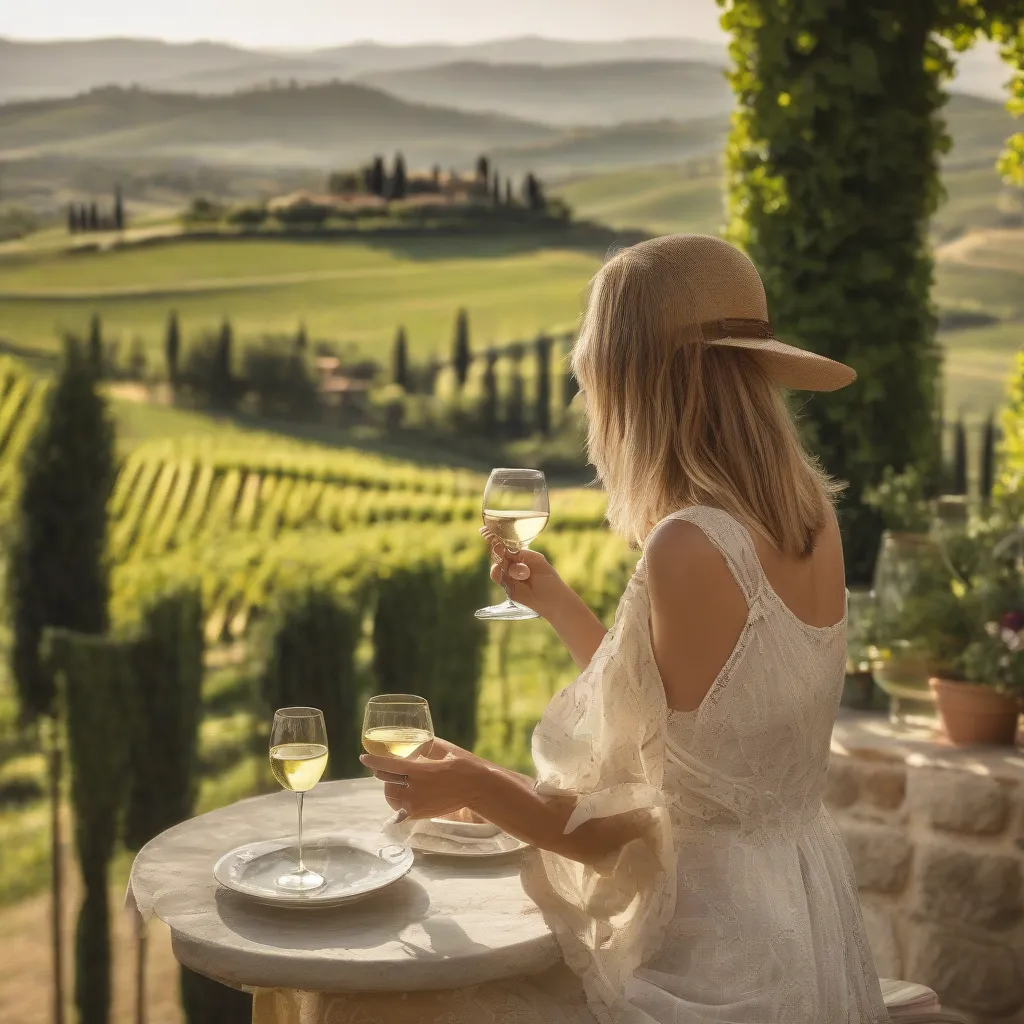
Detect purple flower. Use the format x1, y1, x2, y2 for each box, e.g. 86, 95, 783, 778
1000, 610, 1024, 633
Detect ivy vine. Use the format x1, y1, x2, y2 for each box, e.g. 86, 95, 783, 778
717, 0, 1024, 582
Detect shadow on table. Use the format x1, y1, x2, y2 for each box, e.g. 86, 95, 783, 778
213, 874, 433, 952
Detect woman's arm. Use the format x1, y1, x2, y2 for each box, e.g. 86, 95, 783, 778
360, 748, 641, 865
465, 757, 643, 864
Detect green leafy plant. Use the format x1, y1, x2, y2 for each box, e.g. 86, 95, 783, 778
862, 466, 934, 533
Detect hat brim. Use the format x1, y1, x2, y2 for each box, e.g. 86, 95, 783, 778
706, 336, 856, 392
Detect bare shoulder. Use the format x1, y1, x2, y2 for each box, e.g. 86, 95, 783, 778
644, 519, 749, 714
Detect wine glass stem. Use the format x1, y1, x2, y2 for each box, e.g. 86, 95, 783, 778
500, 543, 526, 605
296, 791, 305, 874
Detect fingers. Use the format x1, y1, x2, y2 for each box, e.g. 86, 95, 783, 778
360, 753, 416, 778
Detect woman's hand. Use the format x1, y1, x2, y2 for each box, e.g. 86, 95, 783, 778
359, 746, 482, 823
482, 526, 609, 670
481, 527, 568, 618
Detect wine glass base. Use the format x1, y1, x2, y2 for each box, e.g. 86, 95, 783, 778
475, 601, 538, 621
275, 867, 325, 892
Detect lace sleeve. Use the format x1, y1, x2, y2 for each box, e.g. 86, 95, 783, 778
520, 567, 676, 1024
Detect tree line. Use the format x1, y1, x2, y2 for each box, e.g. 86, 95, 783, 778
67, 187, 126, 234
327, 152, 548, 211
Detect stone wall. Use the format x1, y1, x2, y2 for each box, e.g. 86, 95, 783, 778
827, 711, 1024, 1023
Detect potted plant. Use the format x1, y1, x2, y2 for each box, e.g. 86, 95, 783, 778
928, 524, 1024, 745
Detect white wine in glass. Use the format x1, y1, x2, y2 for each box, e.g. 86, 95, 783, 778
362, 694, 434, 761
476, 468, 549, 621
269, 707, 328, 892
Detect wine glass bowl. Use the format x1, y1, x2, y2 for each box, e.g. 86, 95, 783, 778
362, 694, 435, 759
476, 467, 549, 621
269, 707, 328, 892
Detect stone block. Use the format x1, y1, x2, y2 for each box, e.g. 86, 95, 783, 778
861, 764, 906, 810
907, 768, 1010, 835
859, 899, 902, 979
915, 843, 1023, 929
907, 924, 1024, 1017
824, 758, 859, 809
840, 822, 912, 894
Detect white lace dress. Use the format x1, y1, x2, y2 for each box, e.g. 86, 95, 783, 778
513, 505, 891, 1024
264, 506, 953, 1023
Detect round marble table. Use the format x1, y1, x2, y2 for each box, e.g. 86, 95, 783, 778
127, 777, 561, 1003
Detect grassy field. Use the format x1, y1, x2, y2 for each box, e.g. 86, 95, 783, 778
0, 235, 596, 360
3, 162, 1021, 419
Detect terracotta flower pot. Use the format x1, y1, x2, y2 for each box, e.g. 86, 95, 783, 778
929, 678, 1021, 746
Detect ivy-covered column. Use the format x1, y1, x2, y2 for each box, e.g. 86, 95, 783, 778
719, 0, 948, 582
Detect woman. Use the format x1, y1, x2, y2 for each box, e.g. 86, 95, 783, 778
361, 235, 962, 1024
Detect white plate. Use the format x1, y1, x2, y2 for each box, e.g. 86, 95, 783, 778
428, 816, 502, 839
407, 830, 528, 858
213, 832, 414, 908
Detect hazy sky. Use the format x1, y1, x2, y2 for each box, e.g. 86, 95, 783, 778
1, 0, 728, 48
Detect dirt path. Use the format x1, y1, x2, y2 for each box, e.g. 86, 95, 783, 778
0, 871, 184, 1024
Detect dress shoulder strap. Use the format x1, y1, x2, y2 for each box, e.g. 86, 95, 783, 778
643, 505, 766, 605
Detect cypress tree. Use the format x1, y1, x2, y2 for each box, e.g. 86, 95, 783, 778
979, 412, 997, 504
214, 319, 233, 409
89, 202, 99, 231
121, 586, 205, 1024
393, 326, 409, 389
113, 185, 124, 231
534, 334, 552, 436
391, 153, 407, 200
481, 348, 499, 435
258, 585, 362, 779
505, 345, 525, 438
87, 314, 103, 378
165, 311, 180, 389
431, 163, 441, 189
505, 179, 513, 206
452, 309, 471, 390
476, 155, 490, 187
370, 156, 385, 197
6, 335, 116, 1024
67, 204, 78, 233
952, 417, 968, 495
43, 631, 133, 1024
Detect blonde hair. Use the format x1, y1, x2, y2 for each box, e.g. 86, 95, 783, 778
571, 241, 842, 556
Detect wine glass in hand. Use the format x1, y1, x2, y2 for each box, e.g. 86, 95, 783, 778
269, 707, 328, 891
362, 694, 434, 759
475, 468, 549, 621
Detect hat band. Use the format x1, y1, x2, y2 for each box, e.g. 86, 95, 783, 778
700, 318, 775, 342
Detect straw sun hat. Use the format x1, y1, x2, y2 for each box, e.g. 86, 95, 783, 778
633, 234, 856, 392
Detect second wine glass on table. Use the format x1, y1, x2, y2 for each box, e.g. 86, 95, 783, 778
476, 467, 549, 621
269, 707, 329, 892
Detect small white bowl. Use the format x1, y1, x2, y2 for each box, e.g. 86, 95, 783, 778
428, 817, 502, 839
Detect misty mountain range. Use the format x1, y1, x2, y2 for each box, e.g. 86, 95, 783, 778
0, 35, 728, 105
0, 34, 1014, 107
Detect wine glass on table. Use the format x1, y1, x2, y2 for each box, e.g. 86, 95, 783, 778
269, 707, 329, 891
475, 467, 549, 621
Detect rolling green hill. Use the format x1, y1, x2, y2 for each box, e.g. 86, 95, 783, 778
0, 236, 597, 361
359, 60, 733, 127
